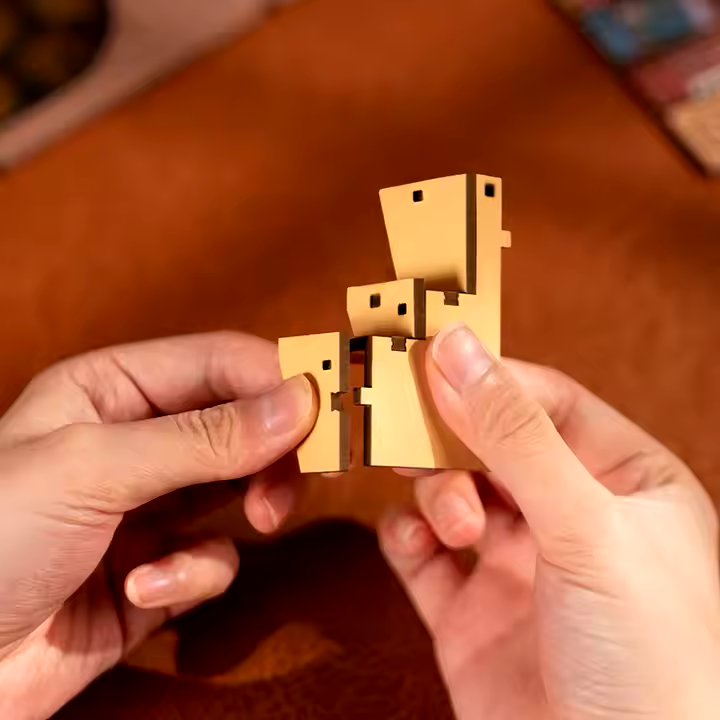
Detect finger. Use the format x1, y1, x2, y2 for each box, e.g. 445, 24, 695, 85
428, 323, 612, 561
125, 536, 239, 610
0, 332, 282, 444
393, 468, 437, 478
415, 470, 486, 549
379, 510, 463, 632
38, 375, 316, 514
504, 359, 693, 495
244, 475, 301, 535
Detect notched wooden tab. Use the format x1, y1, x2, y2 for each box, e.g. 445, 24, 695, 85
353, 386, 373, 406
391, 336, 407, 352
349, 336, 369, 353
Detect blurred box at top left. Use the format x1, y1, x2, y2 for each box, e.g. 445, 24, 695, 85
0, 0, 294, 168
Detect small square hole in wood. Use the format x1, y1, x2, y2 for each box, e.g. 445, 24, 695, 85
398, 303, 407, 316
322, 360, 332, 371
485, 183, 496, 198
370, 293, 381, 308
413, 189, 424, 203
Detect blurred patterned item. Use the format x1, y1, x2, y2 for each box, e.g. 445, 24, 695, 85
0, 0, 296, 167
0, 0, 107, 123
631, 30, 720, 103
580, 0, 715, 63
553, 0, 720, 173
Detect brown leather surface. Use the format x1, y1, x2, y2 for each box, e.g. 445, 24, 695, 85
56, 523, 453, 719
1, 0, 720, 716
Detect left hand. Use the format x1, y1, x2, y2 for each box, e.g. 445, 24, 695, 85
0, 332, 317, 720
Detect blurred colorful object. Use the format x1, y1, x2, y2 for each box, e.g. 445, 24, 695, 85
554, 0, 720, 174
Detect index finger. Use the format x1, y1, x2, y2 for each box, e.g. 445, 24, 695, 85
0, 332, 282, 443
504, 359, 691, 496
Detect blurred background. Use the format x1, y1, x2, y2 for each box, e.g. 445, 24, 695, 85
1, 0, 720, 717
0, 0, 108, 122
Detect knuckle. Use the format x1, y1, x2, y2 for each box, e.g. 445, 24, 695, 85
171, 404, 245, 467
635, 451, 681, 489
26, 360, 73, 396
543, 367, 576, 393
35, 352, 125, 420
44, 423, 121, 516
52, 422, 104, 456
542, 368, 580, 416
600, 447, 685, 492
543, 500, 623, 574
622, 451, 719, 538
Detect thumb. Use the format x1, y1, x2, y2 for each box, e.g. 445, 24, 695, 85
37, 375, 316, 514
427, 323, 612, 562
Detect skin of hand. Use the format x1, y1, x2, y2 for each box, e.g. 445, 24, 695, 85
380, 323, 720, 720
0, 332, 318, 720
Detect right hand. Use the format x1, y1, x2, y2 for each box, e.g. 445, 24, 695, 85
380, 323, 720, 720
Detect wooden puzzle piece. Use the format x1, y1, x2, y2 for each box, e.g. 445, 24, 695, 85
354, 336, 484, 471
379, 173, 510, 297
473, 179, 510, 357
425, 290, 500, 357
347, 278, 425, 339
278, 332, 349, 474
380, 174, 473, 294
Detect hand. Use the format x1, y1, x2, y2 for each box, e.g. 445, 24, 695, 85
0, 332, 316, 720
380, 323, 720, 720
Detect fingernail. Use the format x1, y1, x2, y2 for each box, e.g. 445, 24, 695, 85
436, 493, 483, 544
262, 482, 294, 530
432, 323, 494, 392
128, 565, 178, 607
260, 375, 314, 434
437, 493, 474, 525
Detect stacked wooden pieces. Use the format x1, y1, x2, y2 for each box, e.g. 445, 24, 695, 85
279, 174, 511, 473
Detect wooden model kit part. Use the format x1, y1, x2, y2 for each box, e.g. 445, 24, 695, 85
347, 278, 425, 339
278, 173, 511, 472
354, 336, 485, 470
379, 173, 510, 295
278, 332, 349, 474
425, 290, 500, 357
